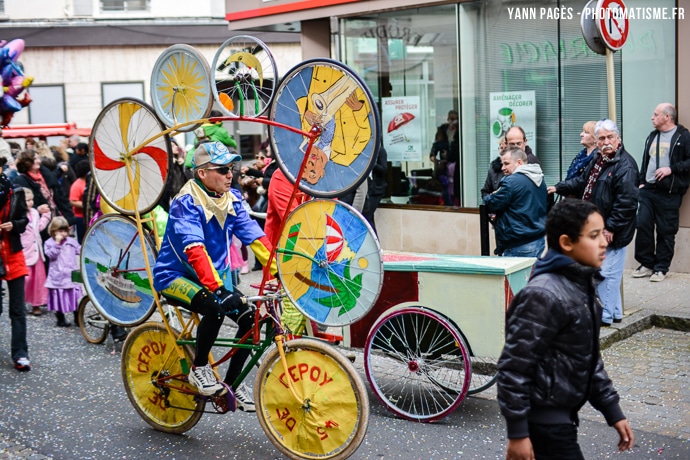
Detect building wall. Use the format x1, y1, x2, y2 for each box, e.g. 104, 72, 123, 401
375, 207, 484, 255
4, 0, 225, 20
11, 43, 303, 131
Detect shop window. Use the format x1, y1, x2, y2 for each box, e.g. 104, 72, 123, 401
101, 0, 149, 12
28, 85, 66, 124
341, 5, 460, 207
101, 81, 145, 107
341, 0, 676, 209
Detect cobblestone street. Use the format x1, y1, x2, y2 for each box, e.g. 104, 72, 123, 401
3, 268, 690, 459
580, 327, 690, 442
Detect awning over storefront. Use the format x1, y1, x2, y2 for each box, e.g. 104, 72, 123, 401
1, 123, 91, 139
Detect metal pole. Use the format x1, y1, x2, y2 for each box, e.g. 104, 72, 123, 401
606, 48, 616, 123
479, 204, 490, 256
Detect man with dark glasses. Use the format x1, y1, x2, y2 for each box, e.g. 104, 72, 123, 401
153, 141, 275, 411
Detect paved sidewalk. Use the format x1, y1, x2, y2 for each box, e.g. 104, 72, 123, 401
599, 269, 690, 347
621, 269, 690, 319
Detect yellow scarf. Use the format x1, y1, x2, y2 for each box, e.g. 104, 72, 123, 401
178, 180, 237, 227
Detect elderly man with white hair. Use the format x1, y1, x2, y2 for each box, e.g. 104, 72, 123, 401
548, 119, 639, 326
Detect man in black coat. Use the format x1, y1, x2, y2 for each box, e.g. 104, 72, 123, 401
548, 119, 639, 326
632, 103, 690, 282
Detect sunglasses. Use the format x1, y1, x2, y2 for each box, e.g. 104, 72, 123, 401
205, 166, 232, 175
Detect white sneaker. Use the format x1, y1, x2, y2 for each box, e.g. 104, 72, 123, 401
632, 265, 653, 278
188, 364, 225, 396
650, 271, 666, 282
14, 357, 31, 371
235, 383, 256, 412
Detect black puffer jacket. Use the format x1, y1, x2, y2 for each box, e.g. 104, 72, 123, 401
555, 145, 639, 248
497, 250, 625, 439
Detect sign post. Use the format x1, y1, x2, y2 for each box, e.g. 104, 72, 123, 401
595, 0, 629, 123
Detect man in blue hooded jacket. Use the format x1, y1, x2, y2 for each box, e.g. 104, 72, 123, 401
483, 147, 547, 257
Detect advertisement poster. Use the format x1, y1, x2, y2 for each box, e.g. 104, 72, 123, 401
382, 96, 422, 162
489, 91, 536, 155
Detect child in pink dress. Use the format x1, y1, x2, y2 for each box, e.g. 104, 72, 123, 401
19, 188, 51, 316
44, 216, 83, 327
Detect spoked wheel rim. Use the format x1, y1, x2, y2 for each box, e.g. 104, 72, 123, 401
78, 296, 109, 344
364, 307, 471, 422
467, 355, 498, 395
211, 35, 278, 118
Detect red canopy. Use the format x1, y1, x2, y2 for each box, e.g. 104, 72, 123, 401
1, 123, 91, 139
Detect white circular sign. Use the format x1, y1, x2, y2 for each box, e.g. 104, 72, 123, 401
596, 0, 629, 50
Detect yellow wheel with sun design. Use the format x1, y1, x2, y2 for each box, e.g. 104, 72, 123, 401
151, 44, 213, 132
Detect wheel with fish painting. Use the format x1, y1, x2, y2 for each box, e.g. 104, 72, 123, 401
268, 58, 381, 198
275, 199, 383, 327
211, 35, 278, 118
80, 214, 158, 327
89, 97, 172, 216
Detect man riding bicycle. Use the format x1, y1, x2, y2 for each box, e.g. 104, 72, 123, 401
153, 141, 274, 411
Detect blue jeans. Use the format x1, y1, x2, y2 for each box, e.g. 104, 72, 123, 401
503, 237, 545, 258
598, 246, 626, 323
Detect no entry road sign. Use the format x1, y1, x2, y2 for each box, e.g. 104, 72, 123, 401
596, 0, 629, 50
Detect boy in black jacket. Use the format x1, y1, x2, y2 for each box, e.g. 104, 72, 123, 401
497, 199, 634, 459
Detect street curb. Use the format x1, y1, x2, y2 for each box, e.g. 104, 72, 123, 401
600, 309, 690, 350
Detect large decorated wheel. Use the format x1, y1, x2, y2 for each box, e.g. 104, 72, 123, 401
80, 214, 157, 327
276, 199, 383, 327
269, 59, 381, 198
89, 97, 171, 216
150, 44, 213, 132
211, 35, 278, 118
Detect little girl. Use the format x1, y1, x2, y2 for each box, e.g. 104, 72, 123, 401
20, 188, 51, 316
44, 216, 82, 327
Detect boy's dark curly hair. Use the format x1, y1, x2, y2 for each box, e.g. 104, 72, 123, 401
546, 199, 601, 252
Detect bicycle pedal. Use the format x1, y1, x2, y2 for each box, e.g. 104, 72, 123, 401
209, 383, 235, 413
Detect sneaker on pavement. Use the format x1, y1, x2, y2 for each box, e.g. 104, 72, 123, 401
650, 271, 666, 282
632, 265, 653, 278
15, 357, 31, 371
188, 364, 225, 396
235, 383, 256, 412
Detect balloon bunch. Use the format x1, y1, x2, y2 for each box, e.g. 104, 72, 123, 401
0, 39, 33, 126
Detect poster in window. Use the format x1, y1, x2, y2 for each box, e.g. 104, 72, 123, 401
382, 96, 422, 162
489, 91, 536, 156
